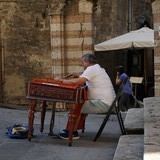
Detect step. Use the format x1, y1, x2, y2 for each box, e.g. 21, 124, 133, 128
124, 108, 144, 134
113, 135, 144, 160
143, 97, 160, 160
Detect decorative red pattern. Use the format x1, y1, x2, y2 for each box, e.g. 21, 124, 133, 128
32, 77, 78, 89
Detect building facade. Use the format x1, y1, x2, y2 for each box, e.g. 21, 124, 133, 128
152, 0, 160, 96
0, 0, 154, 106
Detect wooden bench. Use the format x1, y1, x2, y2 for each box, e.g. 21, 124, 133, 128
124, 108, 144, 134
113, 135, 144, 160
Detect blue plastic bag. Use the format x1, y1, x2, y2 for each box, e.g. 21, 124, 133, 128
6, 123, 28, 139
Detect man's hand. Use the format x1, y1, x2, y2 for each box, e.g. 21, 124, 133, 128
54, 77, 63, 82
116, 72, 120, 77
64, 73, 81, 79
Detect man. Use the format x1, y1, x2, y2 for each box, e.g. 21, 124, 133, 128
115, 66, 132, 111
55, 53, 116, 139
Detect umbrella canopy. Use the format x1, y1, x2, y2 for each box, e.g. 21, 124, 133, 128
94, 27, 154, 51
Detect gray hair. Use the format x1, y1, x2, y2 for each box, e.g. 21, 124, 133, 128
82, 53, 98, 64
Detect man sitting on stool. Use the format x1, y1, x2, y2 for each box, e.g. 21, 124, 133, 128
55, 53, 115, 139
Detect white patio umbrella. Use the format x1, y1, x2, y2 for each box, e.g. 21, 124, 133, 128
94, 27, 154, 51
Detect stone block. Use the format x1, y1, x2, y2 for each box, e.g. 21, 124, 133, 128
143, 97, 160, 160
113, 135, 144, 160
124, 108, 144, 134
78, 0, 93, 14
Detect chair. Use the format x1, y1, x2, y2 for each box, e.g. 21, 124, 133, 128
93, 77, 128, 142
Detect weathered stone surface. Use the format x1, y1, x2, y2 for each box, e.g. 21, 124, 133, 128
0, 1, 51, 104
124, 108, 144, 134
113, 135, 144, 160
144, 144, 160, 160
152, 0, 160, 14
143, 97, 160, 160
113, 96, 160, 159
78, 0, 93, 14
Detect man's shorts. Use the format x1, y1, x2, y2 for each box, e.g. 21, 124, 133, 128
81, 99, 110, 114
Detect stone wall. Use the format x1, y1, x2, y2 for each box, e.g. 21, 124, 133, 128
152, 0, 160, 96
0, 1, 52, 104
93, 0, 128, 44
94, 0, 153, 85
0, 0, 153, 105
94, 0, 152, 44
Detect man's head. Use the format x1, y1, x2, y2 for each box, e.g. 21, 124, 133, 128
82, 53, 98, 69
116, 66, 124, 75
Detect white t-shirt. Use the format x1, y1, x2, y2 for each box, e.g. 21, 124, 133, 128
80, 64, 116, 106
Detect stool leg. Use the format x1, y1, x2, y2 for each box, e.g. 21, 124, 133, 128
93, 112, 110, 142
115, 105, 126, 135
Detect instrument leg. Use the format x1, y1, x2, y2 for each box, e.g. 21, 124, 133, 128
28, 99, 37, 141
48, 102, 56, 136
40, 101, 47, 133
66, 103, 83, 130
67, 103, 84, 146
67, 104, 79, 146
78, 113, 88, 133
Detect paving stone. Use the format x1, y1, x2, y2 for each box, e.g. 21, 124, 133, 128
113, 135, 144, 160
0, 107, 122, 160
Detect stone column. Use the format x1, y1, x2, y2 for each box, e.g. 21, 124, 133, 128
78, 0, 94, 53
49, 1, 66, 78
49, 0, 94, 77
64, 0, 94, 75
152, 0, 160, 96
49, 1, 67, 110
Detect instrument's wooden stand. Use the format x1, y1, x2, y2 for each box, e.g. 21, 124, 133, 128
27, 80, 86, 146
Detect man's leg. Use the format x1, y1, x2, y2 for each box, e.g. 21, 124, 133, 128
66, 103, 84, 131
59, 103, 84, 140
59, 100, 110, 139
119, 93, 130, 111
81, 100, 110, 114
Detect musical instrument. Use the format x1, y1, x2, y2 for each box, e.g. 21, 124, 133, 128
26, 77, 86, 146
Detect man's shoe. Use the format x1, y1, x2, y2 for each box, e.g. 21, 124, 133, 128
61, 129, 69, 133
59, 131, 80, 140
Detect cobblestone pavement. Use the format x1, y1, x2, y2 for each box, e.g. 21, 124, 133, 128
0, 107, 124, 160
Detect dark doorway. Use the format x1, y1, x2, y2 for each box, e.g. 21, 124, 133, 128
127, 49, 154, 101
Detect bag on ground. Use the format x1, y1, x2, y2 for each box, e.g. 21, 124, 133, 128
6, 123, 28, 139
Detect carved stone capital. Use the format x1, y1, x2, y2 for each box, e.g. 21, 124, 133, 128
79, 0, 93, 14
49, 0, 66, 15
152, 0, 160, 14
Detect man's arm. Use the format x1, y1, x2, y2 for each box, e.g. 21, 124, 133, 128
54, 76, 87, 86
64, 73, 81, 79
